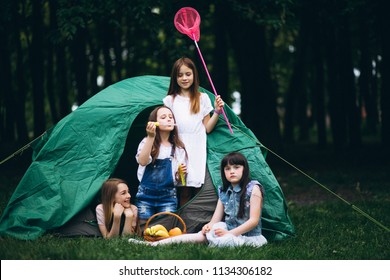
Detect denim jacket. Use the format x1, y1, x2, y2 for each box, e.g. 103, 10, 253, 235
218, 180, 263, 237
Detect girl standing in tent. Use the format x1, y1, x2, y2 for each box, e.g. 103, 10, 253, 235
129, 152, 267, 247
135, 106, 188, 223
163, 57, 225, 204
96, 178, 139, 239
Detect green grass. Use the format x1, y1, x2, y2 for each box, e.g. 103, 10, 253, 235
1, 200, 388, 260
1, 143, 389, 260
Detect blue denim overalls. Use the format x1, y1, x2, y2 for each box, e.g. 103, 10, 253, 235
136, 147, 177, 220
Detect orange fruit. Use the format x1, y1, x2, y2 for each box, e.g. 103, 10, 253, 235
168, 227, 183, 236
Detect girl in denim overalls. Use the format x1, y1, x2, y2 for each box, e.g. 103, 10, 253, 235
135, 106, 188, 223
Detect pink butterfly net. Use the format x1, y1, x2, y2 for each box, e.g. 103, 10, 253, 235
174, 7, 201, 42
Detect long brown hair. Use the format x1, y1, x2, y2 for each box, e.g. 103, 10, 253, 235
148, 106, 187, 163
167, 57, 201, 114
100, 178, 127, 231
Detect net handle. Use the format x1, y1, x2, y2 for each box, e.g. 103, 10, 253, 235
174, 7, 233, 134
193, 37, 234, 134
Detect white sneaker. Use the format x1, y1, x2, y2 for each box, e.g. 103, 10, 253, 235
128, 238, 150, 245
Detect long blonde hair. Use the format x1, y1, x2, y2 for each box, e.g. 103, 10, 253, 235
100, 178, 127, 231
167, 57, 201, 114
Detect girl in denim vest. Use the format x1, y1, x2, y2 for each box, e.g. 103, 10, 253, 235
202, 152, 267, 247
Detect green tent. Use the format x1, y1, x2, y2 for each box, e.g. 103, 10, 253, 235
0, 75, 295, 241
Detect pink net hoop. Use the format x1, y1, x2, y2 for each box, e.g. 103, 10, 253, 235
174, 7, 201, 42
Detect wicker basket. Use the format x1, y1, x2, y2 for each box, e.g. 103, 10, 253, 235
143, 211, 186, 242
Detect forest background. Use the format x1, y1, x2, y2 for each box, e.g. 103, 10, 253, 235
0, 0, 389, 261
1, 0, 390, 151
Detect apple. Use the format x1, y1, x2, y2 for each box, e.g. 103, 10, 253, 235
168, 227, 183, 236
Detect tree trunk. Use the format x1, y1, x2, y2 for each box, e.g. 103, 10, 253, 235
358, 6, 377, 135
56, 43, 70, 118
225, 5, 281, 148
89, 32, 100, 96
71, 28, 88, 105
31, 0, 46, 136
338, 12, 361, 148
312, 10, 327, 148
212, 4, 229, 103
14, 0, 28, 142
324, 2, 347, 151
100, 21, 113, 88
0, 12, 14, 142
376, 0, 390, 146
284, 7, 310, 143
113, 25, 123, 82
47, 0, 59, 125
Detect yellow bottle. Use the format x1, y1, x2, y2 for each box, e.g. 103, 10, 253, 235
178, 164, 186, 186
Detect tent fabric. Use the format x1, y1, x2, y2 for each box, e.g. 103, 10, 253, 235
0, 75, 295, 241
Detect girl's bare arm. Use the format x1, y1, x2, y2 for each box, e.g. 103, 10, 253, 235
229, 185, 262, 236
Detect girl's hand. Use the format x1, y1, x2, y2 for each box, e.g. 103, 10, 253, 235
113, 203, 124, 217
130, 204, 138, 214
213, 227, 228, 237
176, 163, 187, 185
124, 207, 134, 218
214, 95, 224, 111
179, 163, 187, 174
130, 205, 138, 228
202, 223, 211, 234
146, 121, 157, 138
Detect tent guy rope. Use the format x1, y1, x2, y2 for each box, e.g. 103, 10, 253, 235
2, 119, 388, 233
225, 120, 390, 233
0, 132, 47, 165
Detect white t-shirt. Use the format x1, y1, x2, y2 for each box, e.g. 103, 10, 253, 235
135, 138, 187, 185
95, 204, 105, 225
163, 93, 213, 187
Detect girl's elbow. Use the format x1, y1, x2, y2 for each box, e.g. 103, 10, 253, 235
205, 124, 215, 134
249, 218, 260, 227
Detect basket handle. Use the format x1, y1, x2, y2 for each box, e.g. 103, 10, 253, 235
144, 211, 187, 233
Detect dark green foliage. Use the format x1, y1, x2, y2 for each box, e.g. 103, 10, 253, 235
2, 0, 388, 148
